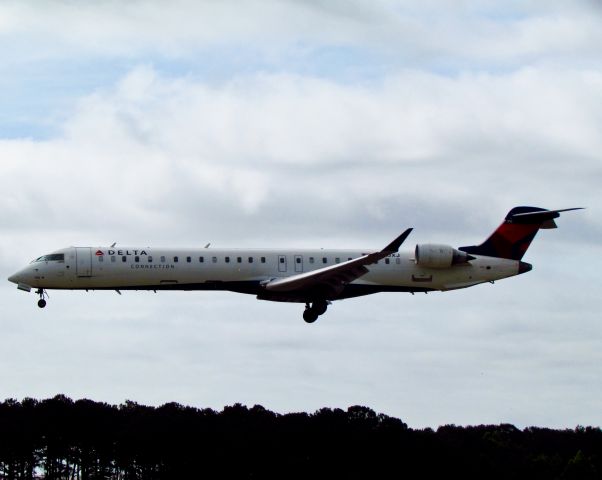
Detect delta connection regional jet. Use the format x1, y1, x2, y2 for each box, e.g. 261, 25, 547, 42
8, 206, 582, 323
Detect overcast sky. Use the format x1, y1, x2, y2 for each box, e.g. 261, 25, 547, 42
0, 0, 600, 428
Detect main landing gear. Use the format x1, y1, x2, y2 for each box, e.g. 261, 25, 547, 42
303, 300, 329, 323
36, 288, 48, 308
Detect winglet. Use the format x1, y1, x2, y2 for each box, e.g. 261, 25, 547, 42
383, 228, 413, 253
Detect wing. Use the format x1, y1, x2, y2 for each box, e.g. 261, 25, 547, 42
263, 228, 413, 298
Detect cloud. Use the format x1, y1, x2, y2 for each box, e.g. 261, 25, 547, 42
3, 1, 602, 141
0, 65, 599, 251
1, 0, 601, 70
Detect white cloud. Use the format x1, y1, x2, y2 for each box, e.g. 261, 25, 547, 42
1, 65, 599, 247
1, 0, 601, 68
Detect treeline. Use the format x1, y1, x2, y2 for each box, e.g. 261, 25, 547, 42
0, 395, 599, 479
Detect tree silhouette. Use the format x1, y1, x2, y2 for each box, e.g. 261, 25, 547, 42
0, 395, 599, 479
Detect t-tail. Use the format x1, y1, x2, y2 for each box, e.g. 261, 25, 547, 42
459, 206, 584, 261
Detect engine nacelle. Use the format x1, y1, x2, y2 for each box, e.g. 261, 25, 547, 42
415, 244, 472, 269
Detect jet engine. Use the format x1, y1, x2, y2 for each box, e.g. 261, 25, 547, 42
415, 244, 473, 268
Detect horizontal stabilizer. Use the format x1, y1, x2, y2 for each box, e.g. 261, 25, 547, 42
509, 207, 584, 224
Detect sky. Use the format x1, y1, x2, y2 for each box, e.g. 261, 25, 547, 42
0, 0, 600, 428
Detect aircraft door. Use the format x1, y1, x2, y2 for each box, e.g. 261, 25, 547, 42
278, 255, 287, 273
294, 255, 303, 273
76, 247, 92, 277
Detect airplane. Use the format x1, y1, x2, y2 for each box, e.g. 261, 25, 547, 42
8, 206, 582, 323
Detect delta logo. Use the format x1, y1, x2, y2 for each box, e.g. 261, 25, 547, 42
95, 249, 149, 256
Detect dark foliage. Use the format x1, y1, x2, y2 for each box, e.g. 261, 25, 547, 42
0, 396, 599, 479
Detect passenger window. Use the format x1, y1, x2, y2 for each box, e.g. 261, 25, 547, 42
237, 257, 242, 263
385, 258, 390, 265
335, 257, 340, 263
309, 257, 314, 264
161, 256, 166, 263
396, 258, 400, 265
122, 256, 127, 262
98, 256, 104, 263
186, 256, 191, 263
322, 257, 327, 264
225, 257, 230, 263
261, 257, 266, 263
296, 257, 301, 264
174, 256, 179, 262
111, 256, 116, 262
199, 256, 204, 263
212, 257, 217, 263
248, 257, 253, 263
135, 256, 140, 263
279, 258, 285, 264
148, 256, 153, 263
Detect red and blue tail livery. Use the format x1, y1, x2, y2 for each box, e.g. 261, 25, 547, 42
460, 207, 583, 260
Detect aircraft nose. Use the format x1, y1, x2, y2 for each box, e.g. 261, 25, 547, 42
8, 267, 28, 285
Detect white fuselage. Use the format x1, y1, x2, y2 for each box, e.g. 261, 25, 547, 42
9, 246, 521, 302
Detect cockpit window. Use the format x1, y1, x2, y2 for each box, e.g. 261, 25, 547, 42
32, 254, 65, 263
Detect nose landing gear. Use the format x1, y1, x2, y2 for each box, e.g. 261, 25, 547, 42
36, 289, 48, 308
302, 300, 329, 323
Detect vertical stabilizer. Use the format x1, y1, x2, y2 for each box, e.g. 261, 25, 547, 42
459, 206, 583, 260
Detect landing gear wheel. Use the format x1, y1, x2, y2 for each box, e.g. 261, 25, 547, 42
303, 308, 318, 323
302, 300, 330, 323
36, 288, 48, 308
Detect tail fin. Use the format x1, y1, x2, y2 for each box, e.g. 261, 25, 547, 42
459, 206, 583, 260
